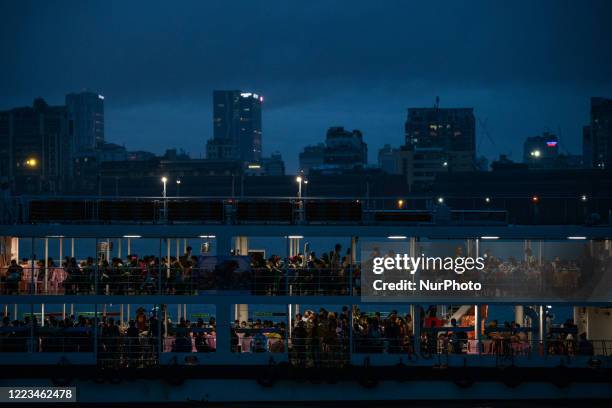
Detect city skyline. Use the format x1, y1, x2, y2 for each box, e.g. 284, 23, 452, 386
1, 1, 611, 172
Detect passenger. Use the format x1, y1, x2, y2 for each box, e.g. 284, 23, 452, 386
5, 260, 22, 295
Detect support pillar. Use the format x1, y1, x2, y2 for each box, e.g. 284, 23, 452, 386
166, 238, 171, 278
234, 236, 249, 256
288, 237, 301, 258
515, 305, 524, 326
413, 305, 421, 355
44, 238, 48, 294
350, 236, 358, 264
474, 304, 479, 341
236, 304, 249, 323
215, 303, 231, 359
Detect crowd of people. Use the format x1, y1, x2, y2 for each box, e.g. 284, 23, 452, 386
231, 319, 286, 353
2, 241, 608, 299
0, 305, 600, 364
289, 307, 351, 366
0, 243, 361, 296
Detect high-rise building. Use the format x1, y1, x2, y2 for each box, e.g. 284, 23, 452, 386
522, 132, 582, 170
261, 152, 285, 176
298, 127, 367, 174
207, 90, 262, 162
523, 132, 559, 167
585, 97, 612, 169
378, 144, 402, 174
0, 98, 71, 193
299, 143, 325, 175
323, 127, 367, 167
65, 90, 104, 151
403, 102, 476, 186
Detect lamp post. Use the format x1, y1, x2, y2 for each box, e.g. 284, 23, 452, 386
176, 179, 181, 197
296, 176, 303, 200
161, 177, 168, 220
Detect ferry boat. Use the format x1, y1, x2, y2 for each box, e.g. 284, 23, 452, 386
0, 195, 611, 403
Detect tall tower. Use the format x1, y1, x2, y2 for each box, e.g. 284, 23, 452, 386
207, 90, 262, 162
588, 97, 612, 169
65, 90, 105, 152
403, 103, 475, 186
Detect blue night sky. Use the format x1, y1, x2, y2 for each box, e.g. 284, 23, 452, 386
1, 0, 611, 172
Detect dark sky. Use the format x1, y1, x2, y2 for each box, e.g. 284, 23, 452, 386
1, 0, 611, 172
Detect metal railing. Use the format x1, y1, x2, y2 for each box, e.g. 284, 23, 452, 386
3, 195, 521, 226
0, 266, 359, 296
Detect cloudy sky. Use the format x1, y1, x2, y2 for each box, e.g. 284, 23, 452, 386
1, 0, 611, 172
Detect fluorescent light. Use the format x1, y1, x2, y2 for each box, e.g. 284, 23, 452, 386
288, 235, 304, 239
388, 236, 407, 239
567, 236, 587, 240
199, 235, 216, 239
481, 236, 500, 240
46, 235, 65, 238
123, 235, 141, 238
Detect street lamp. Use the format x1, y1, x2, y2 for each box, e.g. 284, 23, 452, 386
25, 158, 38, 168
161, 177, 168, 198
296, 176, 303, 199
161, 177, 168, 220
176, 179, 181, 197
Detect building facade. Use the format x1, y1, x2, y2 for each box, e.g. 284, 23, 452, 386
584, 97, 612, 169
523, 132, 559, 168
403, 104, 476, 187
65, 91, 104, 151
378, 144, 402, 174
299, 127, 367, 174
298, 143, 325, 175
207, 90, 262, 162
0, 98, 72, 194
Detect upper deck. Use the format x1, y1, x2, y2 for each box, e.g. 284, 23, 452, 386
0, 195, 611, 305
